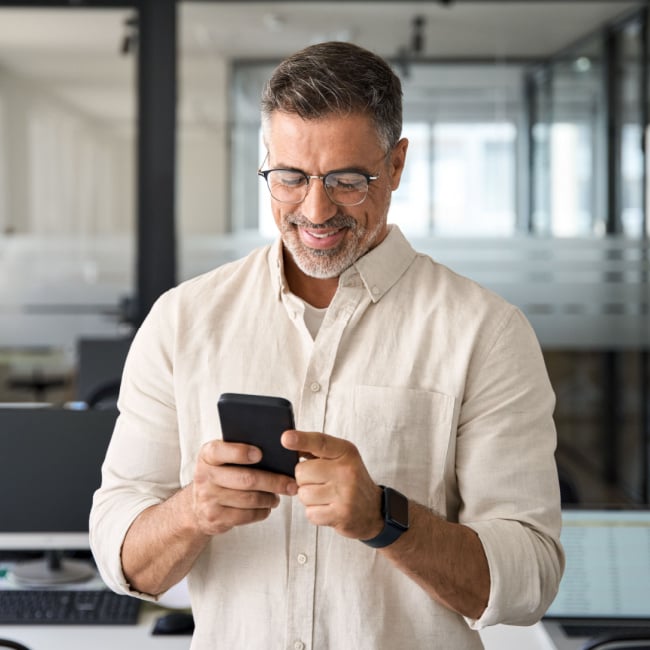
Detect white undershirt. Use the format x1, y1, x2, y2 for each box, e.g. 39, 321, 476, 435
301, 300, 328, 339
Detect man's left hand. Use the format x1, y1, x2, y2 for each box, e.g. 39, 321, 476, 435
281, 430, 383, 540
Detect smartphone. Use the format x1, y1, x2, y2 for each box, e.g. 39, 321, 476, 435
217, 393, 298, 477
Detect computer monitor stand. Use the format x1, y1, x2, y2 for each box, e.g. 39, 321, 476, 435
11, 550, 95, 587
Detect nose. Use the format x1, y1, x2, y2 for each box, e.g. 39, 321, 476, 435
300, 178, 339, 224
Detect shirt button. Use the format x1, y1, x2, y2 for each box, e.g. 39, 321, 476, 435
297, 553, 308, 565
310, 382, 321, 393
371, 285, 380, 295
293, 642, 305, 650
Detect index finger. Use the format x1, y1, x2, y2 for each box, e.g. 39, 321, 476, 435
281, 430, 347, 460
200, 439, 262, 467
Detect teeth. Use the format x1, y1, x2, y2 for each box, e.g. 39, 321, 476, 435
309, 229, 339, 238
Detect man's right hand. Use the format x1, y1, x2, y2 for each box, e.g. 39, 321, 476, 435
120, 439, 297, 595
192, 439, 298, 536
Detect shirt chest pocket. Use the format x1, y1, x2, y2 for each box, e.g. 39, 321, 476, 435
351, 385, 456, 510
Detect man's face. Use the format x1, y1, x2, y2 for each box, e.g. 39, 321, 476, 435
264, 112, 407, 280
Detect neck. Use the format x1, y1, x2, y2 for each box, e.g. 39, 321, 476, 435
283, 250, 338, 308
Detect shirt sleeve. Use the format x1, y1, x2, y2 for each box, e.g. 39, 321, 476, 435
89, 290, 182, 599
456, 307, 565, 628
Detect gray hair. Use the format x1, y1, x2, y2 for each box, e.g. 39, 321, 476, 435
261, 41, 402, 152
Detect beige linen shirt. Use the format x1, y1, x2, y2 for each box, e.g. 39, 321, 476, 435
90, 225, 564, 650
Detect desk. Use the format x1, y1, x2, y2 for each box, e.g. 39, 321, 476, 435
481, 622, 560, 649
0, 614, 560, 650
0, 605, 191, 650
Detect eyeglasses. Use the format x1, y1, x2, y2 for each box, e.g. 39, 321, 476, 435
258, 165, 380, 207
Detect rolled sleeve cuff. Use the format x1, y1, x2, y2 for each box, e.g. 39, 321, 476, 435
463, 519, 563, 630
90, 494, 164, 602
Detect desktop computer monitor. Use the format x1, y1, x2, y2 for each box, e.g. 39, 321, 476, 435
0, 406, 117, 585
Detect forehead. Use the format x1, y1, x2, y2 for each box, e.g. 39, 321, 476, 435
265, 111, 384, 169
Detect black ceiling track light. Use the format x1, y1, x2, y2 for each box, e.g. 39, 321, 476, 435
120, 12, 138, 56
396, 14, 427, 78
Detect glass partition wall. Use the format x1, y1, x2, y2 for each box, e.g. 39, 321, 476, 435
528, 9, 649, 504
0, 6, 137, 405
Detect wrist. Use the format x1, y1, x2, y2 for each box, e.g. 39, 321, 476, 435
361, 485, 410, 549
363, 484, 384, 540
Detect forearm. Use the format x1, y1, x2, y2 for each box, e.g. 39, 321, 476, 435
379, 500, 490, 619
121, 485, 211, 596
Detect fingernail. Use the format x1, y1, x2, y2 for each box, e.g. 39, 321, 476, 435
286, 481, 298, 496
248, 447, 262, 462
282, 431, 297, 447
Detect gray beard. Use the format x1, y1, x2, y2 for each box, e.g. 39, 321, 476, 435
281, 215, 382, 279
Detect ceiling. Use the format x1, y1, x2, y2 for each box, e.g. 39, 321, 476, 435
181, 1, 642, 60
0, 1, 643, 128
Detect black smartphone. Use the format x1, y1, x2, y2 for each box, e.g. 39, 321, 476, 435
217, 393, 298, 478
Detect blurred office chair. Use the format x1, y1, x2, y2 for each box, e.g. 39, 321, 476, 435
84, 378, 121, 409
581, 633, 650, 649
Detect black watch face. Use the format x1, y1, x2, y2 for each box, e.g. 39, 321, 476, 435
386, 488, 409, 528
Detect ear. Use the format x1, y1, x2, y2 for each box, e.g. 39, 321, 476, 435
388, 138, 409, 191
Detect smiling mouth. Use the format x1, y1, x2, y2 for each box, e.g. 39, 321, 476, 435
299, 226, 347, 249
306, 227, 343, 238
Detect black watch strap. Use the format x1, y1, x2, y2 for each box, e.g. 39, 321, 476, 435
361, 485, 409, 549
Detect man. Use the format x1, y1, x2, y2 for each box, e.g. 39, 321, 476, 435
91, 41, 564, 649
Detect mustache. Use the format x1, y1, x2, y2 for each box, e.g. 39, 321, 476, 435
285, 213, 356, 230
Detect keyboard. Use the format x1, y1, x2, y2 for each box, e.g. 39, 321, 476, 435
562, 623, 650, 638
0, 589, 141, 624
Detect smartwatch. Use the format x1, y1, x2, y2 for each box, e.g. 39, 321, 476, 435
361, 485, 409, 548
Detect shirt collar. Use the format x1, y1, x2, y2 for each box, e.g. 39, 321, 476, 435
269, 236, 287, 300
268, 224, 417, 303
345, 225, 417, 302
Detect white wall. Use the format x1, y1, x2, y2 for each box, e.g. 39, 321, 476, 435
178, 128, 227, 235
178, 52, 230, 236
0, 64, 134, 236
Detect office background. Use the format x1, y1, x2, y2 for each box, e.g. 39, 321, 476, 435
0, 0, 648, 512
